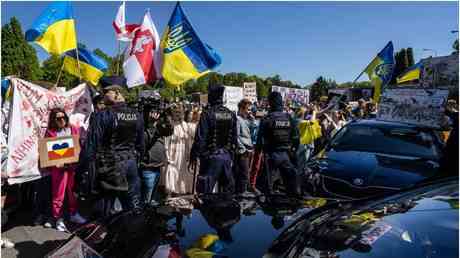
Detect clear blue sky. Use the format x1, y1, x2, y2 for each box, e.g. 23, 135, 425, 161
2, 1, 458, 85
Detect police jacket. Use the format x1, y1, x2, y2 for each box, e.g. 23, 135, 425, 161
190, 103, 237, 160
255, 108, 299, 154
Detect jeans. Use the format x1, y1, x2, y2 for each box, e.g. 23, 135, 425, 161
141, 169, 161, 204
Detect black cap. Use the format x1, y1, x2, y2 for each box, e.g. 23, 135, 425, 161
100, 76, 127, 91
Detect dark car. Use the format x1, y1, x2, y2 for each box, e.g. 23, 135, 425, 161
266, 177, 459, 258
59, 194, 335, 258
306, 119, 444, 200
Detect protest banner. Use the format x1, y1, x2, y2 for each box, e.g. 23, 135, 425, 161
243, 82, 257, 103
38, 135, 81, 168
6, 78, 92, 184
45, 235, 102, 258
272, 85, 309, 105
223, 86, 243, 112
420, 54, 458, 87
377, 88, 449, 128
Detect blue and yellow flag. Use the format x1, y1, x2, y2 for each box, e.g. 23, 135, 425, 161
25, 1, 77, 55
364, 41, 395, 102
397, 61, 422, 84
63, 47, 108, 85
161, 2, 222, 87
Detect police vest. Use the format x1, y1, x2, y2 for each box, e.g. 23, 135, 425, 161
109, 104, 139, 152
208, 106, 234, 152
265, 112, 291, 151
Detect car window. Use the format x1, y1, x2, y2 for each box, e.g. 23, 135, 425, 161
331, 124, 440, 160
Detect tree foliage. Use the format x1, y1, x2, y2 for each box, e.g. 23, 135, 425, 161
390, 48, 415, 84
1, 17, 42, 80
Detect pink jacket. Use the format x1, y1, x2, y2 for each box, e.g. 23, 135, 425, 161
45, 126, 80, 174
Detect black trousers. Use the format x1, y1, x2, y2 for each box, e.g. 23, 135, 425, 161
235, 152, 252, 193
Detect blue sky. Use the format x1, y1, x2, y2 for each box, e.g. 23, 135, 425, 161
2, 1, 458, 85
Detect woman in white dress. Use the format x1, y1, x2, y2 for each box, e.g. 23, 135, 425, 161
162, 104, 197, 195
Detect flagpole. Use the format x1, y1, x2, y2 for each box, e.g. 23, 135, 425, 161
75, 46, 83, 82
55, 61, 65, 87
117, 41, 121, 75
352, 56, 376, 87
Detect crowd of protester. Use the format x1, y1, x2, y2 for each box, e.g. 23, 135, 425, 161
1, 79, 458, 248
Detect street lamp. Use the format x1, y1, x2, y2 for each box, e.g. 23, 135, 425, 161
451, 30, 459, 34
422, 48, 437, 57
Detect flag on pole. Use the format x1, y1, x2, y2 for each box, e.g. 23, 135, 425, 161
364, 41, 395, 102
161, 2, 222, 87
63, 47, 108, 85
25, 1, 77, 55
123, 11, 162, 88
113, 2, 140, 42
396, 61, 422, 84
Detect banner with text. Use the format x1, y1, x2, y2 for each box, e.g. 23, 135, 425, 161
377, 88, 449, 128
243, 82, 257, 103
6, 78, 93, 184
272, 86, 309, 105
223, 86, 243, 112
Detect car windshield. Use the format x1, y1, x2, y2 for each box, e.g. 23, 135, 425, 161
331, 124, 440, 160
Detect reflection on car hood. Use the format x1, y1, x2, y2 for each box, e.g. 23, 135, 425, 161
266, 178, 459, 258
76, 194, 335, 258
317, 150, 439, 189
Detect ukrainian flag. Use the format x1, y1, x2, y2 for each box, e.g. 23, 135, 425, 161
396, 61, 422, 84
364, 41, 395, 102
161, 2, 222, 87
63, 47, 108, 85
25, 1, 77, 55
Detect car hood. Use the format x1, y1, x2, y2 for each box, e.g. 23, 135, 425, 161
316, 150, 439, 189
266, 178, 459, 258
76, 194, 336, 258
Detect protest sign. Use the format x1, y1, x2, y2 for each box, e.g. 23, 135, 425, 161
243, 82, 257, 103
45, 235, 102, 258
223, 86, 243, 112
38, 135, 81, 168
420, 54, 458, 87
272, 86, 309, 105
6, 78, 92, 184
377, 88, 449, 128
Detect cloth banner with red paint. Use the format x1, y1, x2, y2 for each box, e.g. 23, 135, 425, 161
6, 78, 93, 184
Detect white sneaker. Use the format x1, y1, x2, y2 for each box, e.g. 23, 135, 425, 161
56, 219, 67, 232
69, 212, 87, 224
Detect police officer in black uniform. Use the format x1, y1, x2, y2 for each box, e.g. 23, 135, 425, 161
85, 76, 144, 215
255, 91, 301, 197
190, 84, 237, 194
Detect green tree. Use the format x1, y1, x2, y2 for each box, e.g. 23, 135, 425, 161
453, 39, 459, 54
391, 48, 415, 84
1, 17, 42, 80
309, 76, 329, 102
41, 55, 79, 89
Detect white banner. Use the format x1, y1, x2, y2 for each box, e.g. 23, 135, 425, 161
243, 82, 257, 103
223, 86, 243, 112
6, 78, 93, 184
377, 88, 449, 128
272, 85, 309, 105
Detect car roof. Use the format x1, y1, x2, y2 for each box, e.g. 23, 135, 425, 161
348, 119, 433, 130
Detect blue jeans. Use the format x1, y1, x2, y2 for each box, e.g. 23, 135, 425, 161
141, 169, 161, 204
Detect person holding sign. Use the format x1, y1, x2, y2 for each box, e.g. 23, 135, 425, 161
45, 108, 86, 232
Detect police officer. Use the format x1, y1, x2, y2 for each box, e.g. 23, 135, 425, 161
85, 76, 144, 215
190, 84, 237, 194
254, 91, 301, 197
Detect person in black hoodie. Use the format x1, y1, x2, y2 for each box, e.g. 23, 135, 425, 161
254, 91, 301, 197
190, 84, 237, 193
140, 103, 173, 205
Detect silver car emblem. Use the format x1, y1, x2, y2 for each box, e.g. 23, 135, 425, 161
353, 178, 364, 186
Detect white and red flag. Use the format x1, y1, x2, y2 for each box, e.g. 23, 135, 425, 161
113, 2, 140, 42
123, 11, 162, 87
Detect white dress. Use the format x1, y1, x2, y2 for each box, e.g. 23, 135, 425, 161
161, 121, 197, 194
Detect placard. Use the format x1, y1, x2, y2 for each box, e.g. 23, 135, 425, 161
243, 82, 257, 103
39, 135, 81, 168
377, 88, 449, 128
223, 86, 243, 112
45, 235, 102, 258
272, 86, 309, 105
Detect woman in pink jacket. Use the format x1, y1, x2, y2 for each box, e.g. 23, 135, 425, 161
45, 108, 86, 232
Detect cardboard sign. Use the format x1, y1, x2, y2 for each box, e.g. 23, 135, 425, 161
377, 88, 449, 128
420, 54, 459, 87
272, 86, 309, 105
223, 86, 243, 112
45, 235, 102, 258
243, 82, 257, 103
39, 135, 81, 168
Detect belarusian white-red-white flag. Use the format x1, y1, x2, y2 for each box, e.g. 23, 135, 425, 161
123, 11, 162, 88
113, 2, 140, 42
